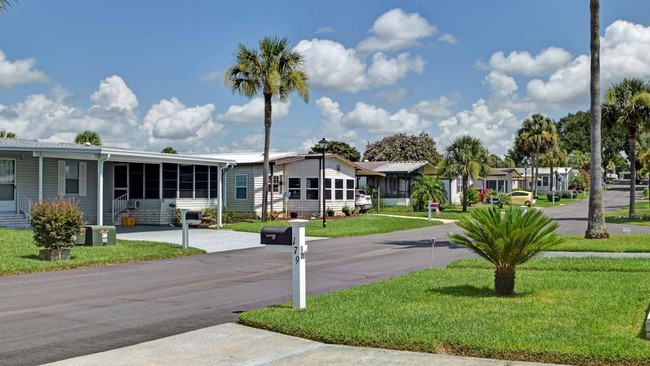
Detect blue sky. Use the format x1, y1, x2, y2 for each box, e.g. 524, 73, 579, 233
1, 1, 650, 156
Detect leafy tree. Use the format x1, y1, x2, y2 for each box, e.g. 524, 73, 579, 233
515, 114, 558, 197
410, 175, 447, 211
308, 140, 360, 162
363, 133, 442, 164
225, 36, 309, 221
505, 145, 530, 167
557, 111, 590, 154
438, 135, 491, 212
161, 147, 177, 154
568, 151, 590, 170
603, 78, 650, 219
539, 145, 568, 191
74, 130, 102, 146
0, 130, 16, 138
449, 207, 562, 296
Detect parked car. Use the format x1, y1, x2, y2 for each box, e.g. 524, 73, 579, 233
477, 188, 491, 203
355, 189, 372, 212
507, 191, 536, 207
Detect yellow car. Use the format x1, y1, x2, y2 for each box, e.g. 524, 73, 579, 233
507, 191, 536, 207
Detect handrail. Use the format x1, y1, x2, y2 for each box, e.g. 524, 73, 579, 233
17, 191, 31, 217
112, 193, 128, 224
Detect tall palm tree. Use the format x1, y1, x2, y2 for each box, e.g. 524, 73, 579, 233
410, 175, 447, 211
0, 0, 16, 12
225, 36, 309, 221
539, 145, 568, 192
603, 78, 650, 219
515, 114, 558, 197
449, 207, 562, 296
74, 130, 102, 146
0, 130, 16, 138
438, 135, 491, 212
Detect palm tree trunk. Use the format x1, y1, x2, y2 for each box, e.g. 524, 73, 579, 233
261, 93, 272, 222
585, 0, 608, 238
462, 174, 468, 212
629, 124, 638, 218
494, 266, 515, 296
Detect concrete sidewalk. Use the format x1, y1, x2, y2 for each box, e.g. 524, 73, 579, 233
45, 323, 566, 366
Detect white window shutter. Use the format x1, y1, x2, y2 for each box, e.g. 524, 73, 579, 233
79, 162, 87, 196
58, 161, 65, 196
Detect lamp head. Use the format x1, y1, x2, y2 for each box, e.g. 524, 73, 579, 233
319, 137, 329, 151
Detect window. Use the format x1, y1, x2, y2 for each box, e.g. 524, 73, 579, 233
306, 178, 319, 200
288, 177, 301, 199
268, 175, 281, 193
195, 165, 209, 198
324, 178, 332, 200
65, 162, 79, 194
346, 179, 355, 200
235, 174, 248, 200
145, 164, 160, 199
540, 176, 549, 187
335, 179, 344, 200
209, 167, 218, 199
162, 163, 177, 199
179, 165, 194, 198
129, 163, 144, 199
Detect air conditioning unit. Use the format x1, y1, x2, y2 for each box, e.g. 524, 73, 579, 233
127, 200, 140, 210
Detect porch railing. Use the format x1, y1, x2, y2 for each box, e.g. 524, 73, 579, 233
112, 193, 128, 224
17, 191, 32, 217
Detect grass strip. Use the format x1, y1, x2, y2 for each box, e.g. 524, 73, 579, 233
549, 234, 650, 252
225, 214, 441, 237
448, 257, 650, 273
0, 228, 204, 276
239, 262, 650, 365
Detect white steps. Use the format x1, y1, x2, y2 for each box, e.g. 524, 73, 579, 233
0, 214, 31, 230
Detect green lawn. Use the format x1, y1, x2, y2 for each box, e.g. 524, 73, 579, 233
225, 215, 442, 237
532, 195, 585, 208
0, 228, 205, 276
239, 258, 650, 366
548, 234, 650, 252
607, 202, 650, 226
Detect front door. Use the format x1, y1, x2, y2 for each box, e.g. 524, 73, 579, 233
0, 159, 15, 212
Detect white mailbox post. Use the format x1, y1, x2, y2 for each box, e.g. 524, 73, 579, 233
264, 219, 308, 309
180, 208, 189, 249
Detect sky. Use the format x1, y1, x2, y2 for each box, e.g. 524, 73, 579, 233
1, 1, 650, 157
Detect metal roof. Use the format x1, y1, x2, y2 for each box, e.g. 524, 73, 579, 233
356, 161, 432, 174
199, 152, 298, 164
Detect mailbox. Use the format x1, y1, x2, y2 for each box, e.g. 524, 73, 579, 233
260, 226, 293, 245
84, 225, 117, 246
185, 210, 202, 225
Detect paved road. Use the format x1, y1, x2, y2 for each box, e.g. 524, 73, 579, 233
0, 183, 641, 366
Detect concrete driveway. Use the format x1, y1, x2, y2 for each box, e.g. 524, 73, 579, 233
116, 226, 325, 253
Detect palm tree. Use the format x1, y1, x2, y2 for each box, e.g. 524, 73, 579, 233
0, 0, 16, 12
225, 36, 309, 221
161, 147, 177, 154
74, 130, 102, 146
539, 145, 568, 192
0, 130, 16, 138
603, 78, 650, 218
438, 135, 491, 212
515, 114, 558, 197
410, 175, 447, 211
449, 207, 562, 296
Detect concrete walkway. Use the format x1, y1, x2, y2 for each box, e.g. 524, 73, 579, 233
45, 323, 566, 366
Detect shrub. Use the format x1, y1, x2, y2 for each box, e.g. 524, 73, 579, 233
644, 187, 649, 198
327, 207, 335, 216
31, 198, 84, 252
546, 191, 562, 202
342, 205, 352, 216
267, 211, 279, 221
461, 187, 479, 205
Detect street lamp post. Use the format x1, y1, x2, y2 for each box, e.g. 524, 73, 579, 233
319, 137, 329, 228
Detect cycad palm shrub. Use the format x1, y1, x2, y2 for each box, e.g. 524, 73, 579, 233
449, 207, 562, 296
410, 175, 447, 211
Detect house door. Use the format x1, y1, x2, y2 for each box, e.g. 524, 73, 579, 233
114, 164, 128, 199
0, 159, 16, 212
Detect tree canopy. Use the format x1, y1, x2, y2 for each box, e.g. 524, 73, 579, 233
362, 133, 442, 164
161, 147, 177, 154
308, 140, 360, 162
74, 130, 102, 146
0, 130, 16, 138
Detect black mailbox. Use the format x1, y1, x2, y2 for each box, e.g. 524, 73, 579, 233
261, 226, 293, 245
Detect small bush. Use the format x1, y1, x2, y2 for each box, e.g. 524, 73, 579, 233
546, 191, 562, 202
644, 187, 649, 198
31, 198, 84, 251
461, 187, 479, 205
267, 211, 279, 221
327, 207, 335, 216
342, 204, 352, 216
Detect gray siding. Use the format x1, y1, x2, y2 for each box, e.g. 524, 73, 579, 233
43, 158, 98, 224
0, 152, 39, 201
225, 166, 254, 213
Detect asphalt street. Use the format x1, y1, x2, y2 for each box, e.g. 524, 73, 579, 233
0, 183, 644, 366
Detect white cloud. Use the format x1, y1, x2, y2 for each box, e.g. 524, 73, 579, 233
375, 88, 408, 103
218, 97, 290, 124
0, 49, 49, 89
230, 133, 265, 151
316, 26, 334, 34
438, 33, 458, 45
342, 102, 431, 135
484, 71, 518, 98
142, 97, 219, 143
90, 75, 139, 110
488, 47, 572, 76
295, 39, 424, 92
357, 8, 437, 53
411, 94, 460, 118
200, 69, 221, 82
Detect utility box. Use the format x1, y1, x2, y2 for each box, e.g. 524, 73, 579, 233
73, 227, 87, 245
260, 226, 293, 245
85, 225, 117, 246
